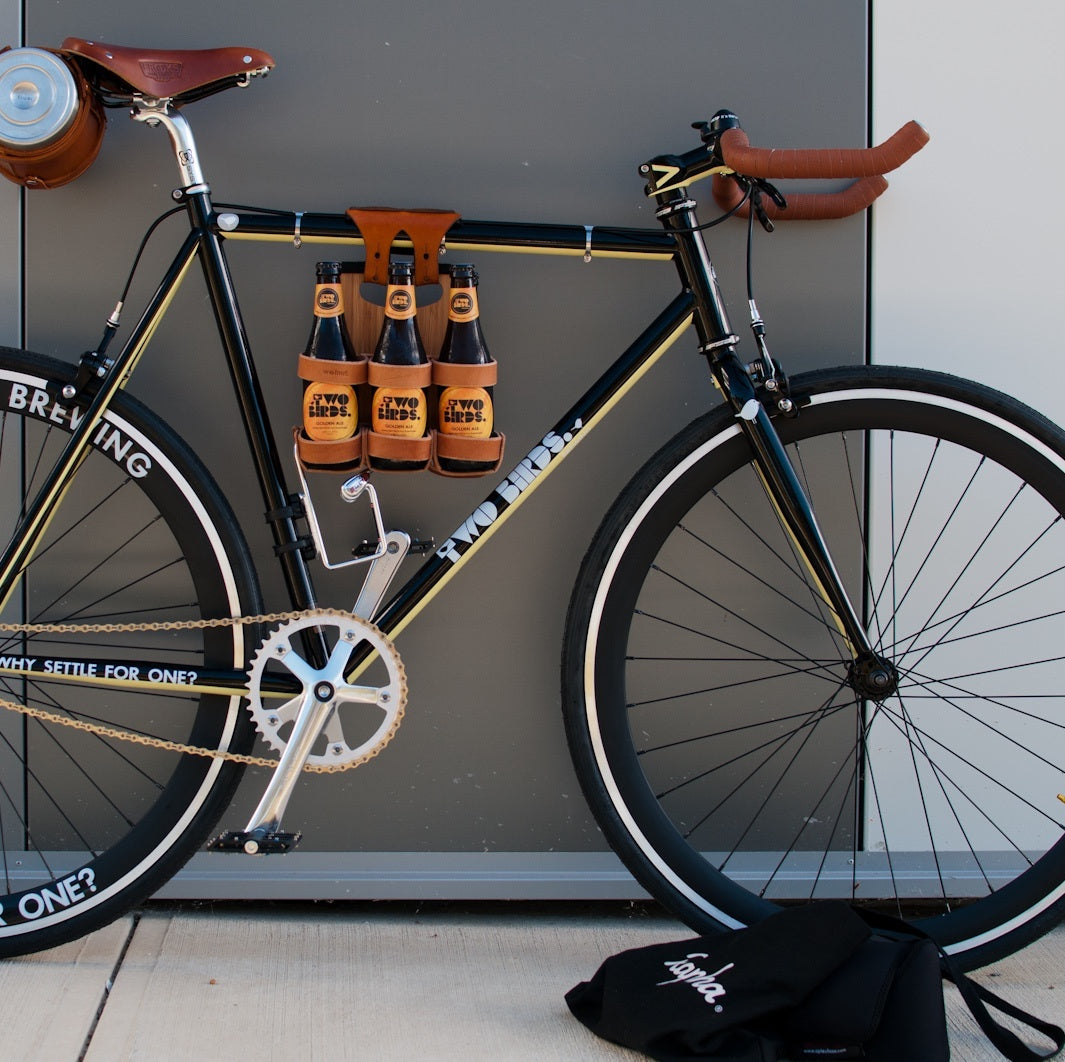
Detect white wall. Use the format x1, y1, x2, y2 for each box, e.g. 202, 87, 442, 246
871, 2, 1065, 424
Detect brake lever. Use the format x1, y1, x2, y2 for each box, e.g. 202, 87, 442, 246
748, 177, 787, 233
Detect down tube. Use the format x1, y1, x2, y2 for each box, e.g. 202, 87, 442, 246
372, 290, 695, 640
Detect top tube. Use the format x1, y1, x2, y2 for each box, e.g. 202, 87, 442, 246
215, 210, 678, 262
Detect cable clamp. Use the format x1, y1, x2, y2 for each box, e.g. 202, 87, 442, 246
655, 198, 697, 219
699, 335, 740, 354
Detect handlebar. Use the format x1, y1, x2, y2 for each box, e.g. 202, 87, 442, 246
645, 112, 929, 221
716, 118, 929, 180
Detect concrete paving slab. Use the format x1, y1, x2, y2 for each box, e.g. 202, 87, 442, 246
85, 902, 666, 1062
0, 916, 132, 1061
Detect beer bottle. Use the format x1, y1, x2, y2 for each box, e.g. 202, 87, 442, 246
436, 264, 496, 473
369, 261, 430, 470
299, 261, 361, 467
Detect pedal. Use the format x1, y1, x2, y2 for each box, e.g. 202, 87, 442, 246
208, 829, 303, 855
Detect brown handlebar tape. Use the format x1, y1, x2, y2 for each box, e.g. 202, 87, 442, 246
711, 173, 889, 221
719, 120, 929, 180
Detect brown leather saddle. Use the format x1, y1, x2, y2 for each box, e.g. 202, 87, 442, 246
60, 37, 274, 99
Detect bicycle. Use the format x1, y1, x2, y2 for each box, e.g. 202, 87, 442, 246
0, 38, 1062, 972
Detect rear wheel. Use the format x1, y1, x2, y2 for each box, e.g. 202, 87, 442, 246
564, 366, 1065, 969
0, 348, 261, 956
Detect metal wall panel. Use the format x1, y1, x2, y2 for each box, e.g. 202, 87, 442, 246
0, 0, 19, 345
13, 0, 868, 895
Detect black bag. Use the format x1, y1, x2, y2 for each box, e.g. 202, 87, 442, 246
769, 934, 949, 1060
565, 903, 1064, 1062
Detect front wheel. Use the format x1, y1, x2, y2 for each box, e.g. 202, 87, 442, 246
0, 348, 261, 956
564, 365, 1065, 970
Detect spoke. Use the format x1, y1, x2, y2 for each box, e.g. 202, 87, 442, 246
638, 700, 853, 758
633, 607, 848, 690
742, 698, 866, 896
23, 479, 130, 569
678, 522, 846, 634
881, 455, 997, 663
649, 564, 847, 683
861, 731, 904, 916
873, 697, 1064, 830
887, 530, 1065, 662
867, 433, 942, 635
874, 699, 1039, 866
628, 660, 845, 710
894, 665, 1065, 763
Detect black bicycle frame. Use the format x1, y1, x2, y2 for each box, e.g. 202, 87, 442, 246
0, 149, 875, 694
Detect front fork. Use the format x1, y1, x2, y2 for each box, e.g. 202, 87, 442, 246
661, 190, 877, 664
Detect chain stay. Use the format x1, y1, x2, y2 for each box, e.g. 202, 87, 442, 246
0, 608, 404, 773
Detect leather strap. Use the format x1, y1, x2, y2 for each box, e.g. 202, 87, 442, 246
368, 361, 432, 388
432, 359, 497, 388
297, 354, 367, 384
346, 207, 461, 285
295, 428, 364, 469
434, 432, 504, 461
366, 430, 433, 461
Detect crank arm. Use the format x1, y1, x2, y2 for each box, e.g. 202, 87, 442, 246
239, 687, 333, 847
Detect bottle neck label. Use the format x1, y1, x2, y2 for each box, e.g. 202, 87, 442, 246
385, 285, 416, 320
314, 284, 344, 318
448, 288, 479, 322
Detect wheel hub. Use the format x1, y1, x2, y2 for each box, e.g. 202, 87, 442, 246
848, 653, 900, 701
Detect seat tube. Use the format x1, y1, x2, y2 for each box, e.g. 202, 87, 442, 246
661, 191, 875, 660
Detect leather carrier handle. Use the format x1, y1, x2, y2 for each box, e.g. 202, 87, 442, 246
711, 118, 928, 221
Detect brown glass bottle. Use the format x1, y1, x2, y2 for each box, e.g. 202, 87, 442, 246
369, 261, 430, 470
436, 264, 495, 473
300, 261, 360, 467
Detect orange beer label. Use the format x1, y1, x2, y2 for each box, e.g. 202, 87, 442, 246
303, 381, 357, 441
385, 286, 416, 320
313, 284, 343, 318
448, 288, 479, 321
438, 386, 492, 438
372, 388, 426, 437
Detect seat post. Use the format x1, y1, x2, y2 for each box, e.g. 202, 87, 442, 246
130, 98, 208, 193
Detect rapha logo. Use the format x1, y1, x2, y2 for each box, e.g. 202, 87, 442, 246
658, 952, 735, 1011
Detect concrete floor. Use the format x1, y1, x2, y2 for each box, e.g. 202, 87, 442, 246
0, 901, 1061, 1061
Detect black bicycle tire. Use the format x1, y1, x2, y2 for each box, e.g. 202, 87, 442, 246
0, 348, 262, 956
564, 364, 1065, 970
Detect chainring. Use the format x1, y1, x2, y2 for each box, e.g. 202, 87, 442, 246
246, 610, 407, 768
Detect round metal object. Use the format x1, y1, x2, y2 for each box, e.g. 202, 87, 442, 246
0, 48, 79, 149
246, 611, 407, 767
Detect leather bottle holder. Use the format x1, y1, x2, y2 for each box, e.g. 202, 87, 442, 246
295, 220, 505, 475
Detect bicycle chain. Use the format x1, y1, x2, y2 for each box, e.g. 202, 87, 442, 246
0, 609, 407, 773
